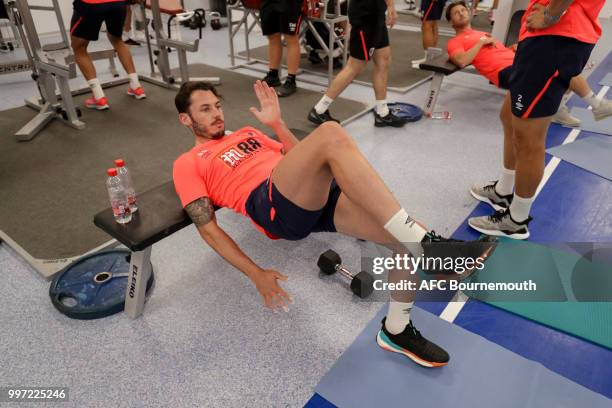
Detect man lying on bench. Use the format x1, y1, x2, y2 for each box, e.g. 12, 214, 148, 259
172, 80, 494, 368
446, 1, 612, 128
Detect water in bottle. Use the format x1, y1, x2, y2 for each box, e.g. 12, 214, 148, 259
114, 158, 138, 213
106, 168, 132, 224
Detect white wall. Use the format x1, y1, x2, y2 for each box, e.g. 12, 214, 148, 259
30, 0, 73, 35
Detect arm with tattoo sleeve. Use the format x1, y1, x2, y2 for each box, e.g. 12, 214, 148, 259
185, 197, 263, 279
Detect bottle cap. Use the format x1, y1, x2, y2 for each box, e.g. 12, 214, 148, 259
107, 168, 118, 177
114, 159, 125, 167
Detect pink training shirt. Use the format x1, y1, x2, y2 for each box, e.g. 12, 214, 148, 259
519, 0, 605, 44
173, 127, 284, 234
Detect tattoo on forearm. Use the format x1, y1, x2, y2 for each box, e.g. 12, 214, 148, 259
185, 197, 214, 227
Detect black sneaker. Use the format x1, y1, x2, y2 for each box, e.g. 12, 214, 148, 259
374, 111, 408, 127
277, 79, 297, 97
123, 38, 141, 46
308, 50, 323, 65
420, 231, 497, 276
377, 318, 450, 367
262, 73, 281, 87
308, 107, 339, 125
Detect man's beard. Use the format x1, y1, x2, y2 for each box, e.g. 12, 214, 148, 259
191, 117, 225, 140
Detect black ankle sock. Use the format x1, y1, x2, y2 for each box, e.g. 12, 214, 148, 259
287, 74, 296, 83
268, 69, 279, 77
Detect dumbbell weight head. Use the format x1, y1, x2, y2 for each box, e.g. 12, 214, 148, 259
350, 271, 375, 298
317, 249, 341, 275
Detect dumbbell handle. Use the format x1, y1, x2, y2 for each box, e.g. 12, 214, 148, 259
335, 265, 355, 280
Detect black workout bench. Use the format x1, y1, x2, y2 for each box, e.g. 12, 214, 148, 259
94, 181, 193, 318
418, 50, 461, 117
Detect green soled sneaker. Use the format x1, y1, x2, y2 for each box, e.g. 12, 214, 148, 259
468, 209, 532, 240
377, 318, 450, 367
470, 180, 513, 211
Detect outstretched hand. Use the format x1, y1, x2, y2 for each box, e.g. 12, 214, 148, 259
252, 269, 293, 312
249, 80, 282, 129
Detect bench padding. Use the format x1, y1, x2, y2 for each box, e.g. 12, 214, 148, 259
419, 53, 460, 75
94, 181, 191, 252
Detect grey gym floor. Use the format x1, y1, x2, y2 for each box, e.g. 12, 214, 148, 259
1, 4, 611, 407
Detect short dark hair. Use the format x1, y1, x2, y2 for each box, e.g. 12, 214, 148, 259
174, 81, 220, 114
445, 0, 467, 22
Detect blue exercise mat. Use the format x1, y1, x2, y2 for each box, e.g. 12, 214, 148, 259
567, 107, 612, 135
315, 306, 611, 408
599, 72, 612, 87
547, 135, 612, 181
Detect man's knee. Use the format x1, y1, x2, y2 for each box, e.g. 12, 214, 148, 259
374, 52, 391, 71
318, 121, 354, 149
512, 126, 545, 155
347, 57, 367, 75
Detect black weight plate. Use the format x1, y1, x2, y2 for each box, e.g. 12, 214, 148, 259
387, 102, 423, 122
49, 249, 154, 320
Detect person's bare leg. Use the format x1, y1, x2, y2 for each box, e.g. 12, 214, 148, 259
432, 21, 439, 48
107, 33, 136, 74
271, 122, 401, 224
372, 47, 390, 101
267, 33, 282, 71
569, 75, 592, 98
422, 20, 436, 50
323, 57, 367, 99
512, 116, 550, 198
123, 5, 132, 36
71, 36, 96, 80
284, 34, 300, 75
501, 93, 516, 170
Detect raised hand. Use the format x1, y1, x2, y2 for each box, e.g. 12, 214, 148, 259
249, 80, 282, 128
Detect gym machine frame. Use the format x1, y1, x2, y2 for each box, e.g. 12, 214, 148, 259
227, 0, 348, 87
10, 0, 119, 141
141, 0, 219, 87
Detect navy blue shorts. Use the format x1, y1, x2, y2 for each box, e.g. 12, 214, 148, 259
70, 0, 126, 41
421, 0, 447, 21
498, 66, 513, 90
245, 178, 341, 241
510, 35, 594, 118
348, 14, 389, 61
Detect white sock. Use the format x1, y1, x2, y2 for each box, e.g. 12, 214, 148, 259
375, 100, 389, 117
385, 300, 414, 334
495, 167, 515, 196
384, 208, 427, 257
128, 73, 141, 90
582, 91, 602, 109
560, 92, 571, 107
87, 78, 105, 100
314, 95, 334, 115
122, 31, 130, 41
509, 193, 534, 223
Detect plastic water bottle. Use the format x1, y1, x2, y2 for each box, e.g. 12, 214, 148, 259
106, 168, 132, 224
114, 159, 138, 213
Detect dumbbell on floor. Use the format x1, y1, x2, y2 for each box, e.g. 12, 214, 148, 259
317, 249, 374, 298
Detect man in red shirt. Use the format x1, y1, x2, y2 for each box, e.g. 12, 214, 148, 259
172, 80, 494, 368
453, 0, 607, 239
70, 0, 146, 110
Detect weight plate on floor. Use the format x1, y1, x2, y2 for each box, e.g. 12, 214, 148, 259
49, 249, 154, 320
387, 102, 423, 122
